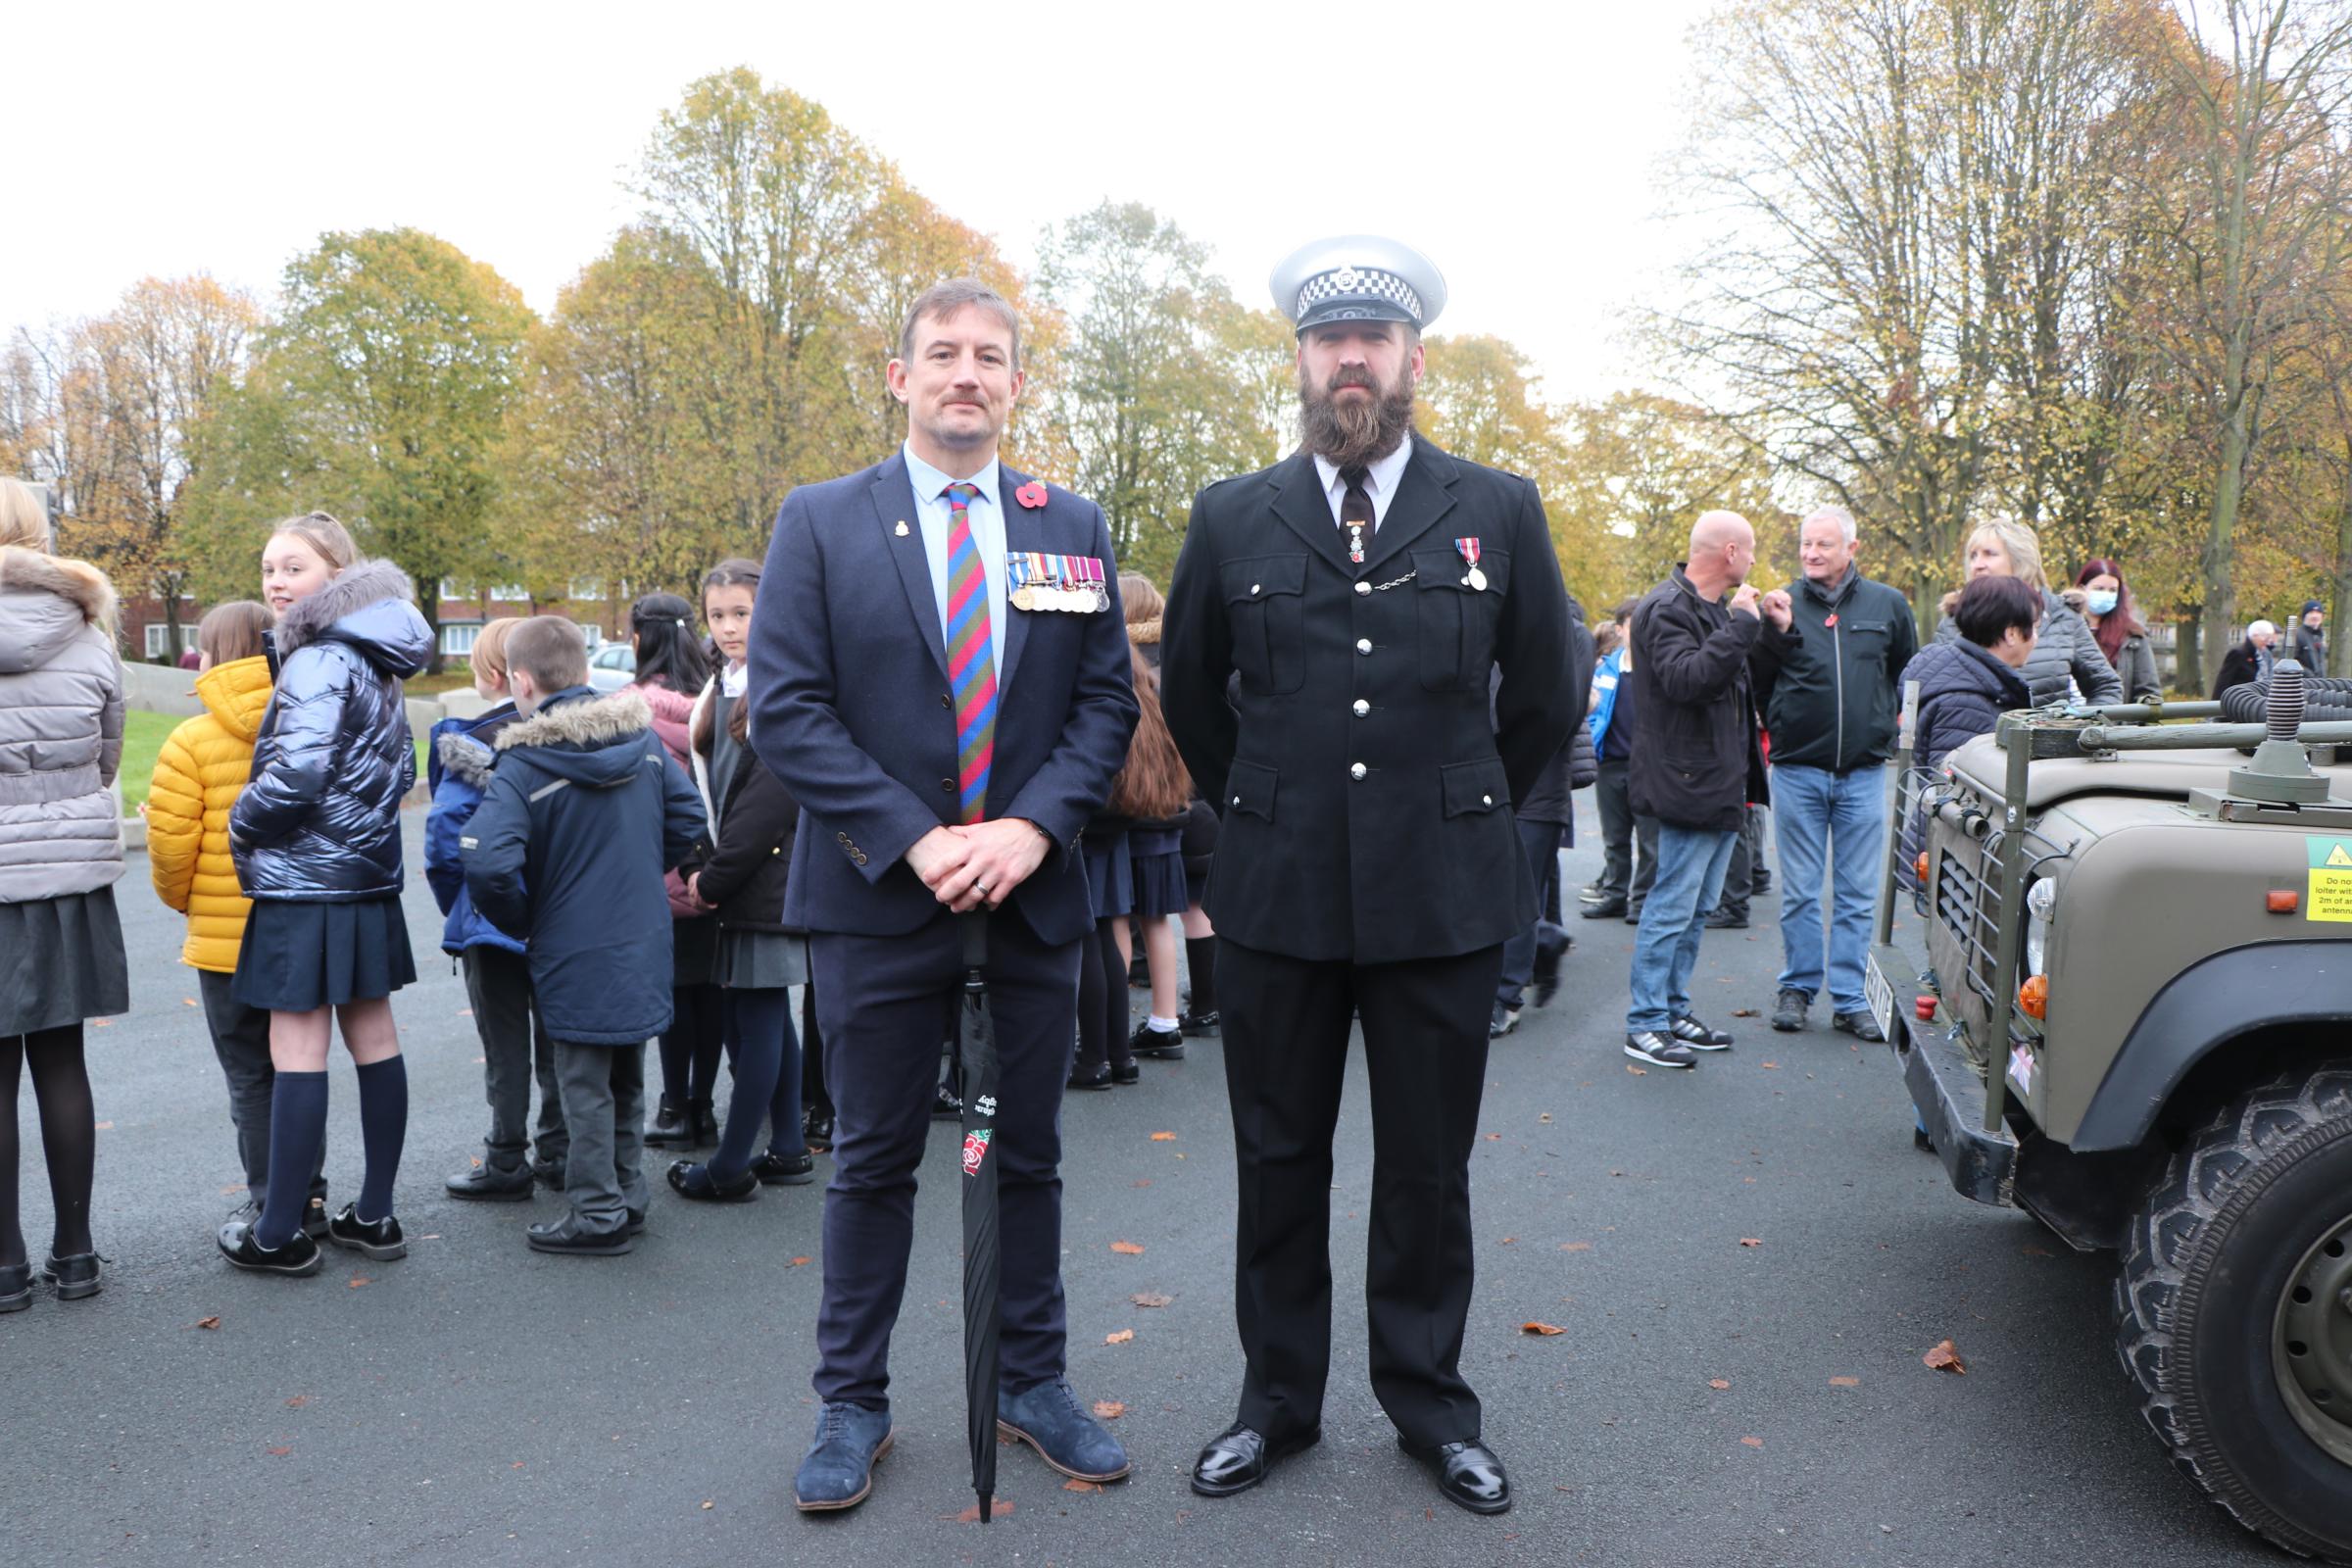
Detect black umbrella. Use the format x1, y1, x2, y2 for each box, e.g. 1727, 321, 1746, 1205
955, 911, 1004, 1524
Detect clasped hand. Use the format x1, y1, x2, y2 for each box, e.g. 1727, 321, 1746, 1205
906, 819, 1048, 913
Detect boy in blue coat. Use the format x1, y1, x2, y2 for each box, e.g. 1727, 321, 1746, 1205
462, 617, 707, 1254
423, 617, 567, 1200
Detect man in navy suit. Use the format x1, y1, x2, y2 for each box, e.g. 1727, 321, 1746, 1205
750, 279, 1140, 1514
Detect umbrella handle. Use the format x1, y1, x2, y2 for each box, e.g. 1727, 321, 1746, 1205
960, 908, 989, 973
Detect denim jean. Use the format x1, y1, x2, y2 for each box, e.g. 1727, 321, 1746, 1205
1497, 817, 1565, 1008
1771, 763, 1886, 1015
1626, 824, 1739, 1032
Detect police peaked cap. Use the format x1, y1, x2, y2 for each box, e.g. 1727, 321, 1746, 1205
1271, 235, 1447, 335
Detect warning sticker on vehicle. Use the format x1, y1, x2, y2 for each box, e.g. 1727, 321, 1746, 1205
2308, 838, 2352, 922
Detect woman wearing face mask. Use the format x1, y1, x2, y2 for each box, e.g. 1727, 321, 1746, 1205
2074, 560, 2161, 702
1933, 520, 2122, 708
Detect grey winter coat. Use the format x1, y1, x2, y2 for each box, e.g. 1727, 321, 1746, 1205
2106, 627, 2161, 702
231, 559, 433, 902
0, 549, 125, 903
1935, 586, 2123, 709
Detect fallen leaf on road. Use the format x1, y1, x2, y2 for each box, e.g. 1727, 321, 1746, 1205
1499, 1236, 1517, 1245
1521, 1321, 1565, 1336
1539, 1112, 1553, 1122
2023, 1245, 2054, 1258
1150, 1131, 1177, 1141
1731, 1008, 1757, 1017
417, 1234, 441, 1242
1133, 1179, 1152, 1188
512, 1461, 525, 1469
1740, 1436, 1764, 1448
1739, 1238, 1762, 1248
1924, 1340, 1967, 1374
1132, 1292, 1172, 1307
268, 1446, 291, 1457
183, 997, 199, 1007
469, 1156, 482, 1168
1708, 1379, 1731, 1390
220, 1184, 246, 1196
1093, 1400, 1126, 1419
94, 1121, 113, 1131
1560, 1242, 1592, 1252
92, 1019, 111, 1028
701, 1499, 713, 1510
348, 1277, 369, 1289
458, 1007, 473, 1017
951, 1499, 1016, 1522
790, 1256, 811, 1267
1626, 1064, 1647, 1076
1110, 1241, 1145, 1255
1831, 1376, 1860, 1388
195, 1316, 220, 1330
1760, 1061, 1780, 1070
1064, 1478, 1102, 1493
1106, 1329, 1135, 1344
285, 1396, 309, 1408
1484, 1132, 1501, 1141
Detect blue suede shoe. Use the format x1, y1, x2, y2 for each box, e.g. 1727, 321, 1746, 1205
794, 1400, 894, 1512
998, 1376, 1132, 1482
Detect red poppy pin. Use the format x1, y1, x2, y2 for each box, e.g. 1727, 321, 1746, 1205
1015, 480, 1049, 510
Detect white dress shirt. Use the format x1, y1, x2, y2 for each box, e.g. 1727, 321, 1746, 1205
1311, 434, 1414, 532
902, 442, 1008, 676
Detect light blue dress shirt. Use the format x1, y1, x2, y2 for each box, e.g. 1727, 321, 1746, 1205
902, 441, 1008, 677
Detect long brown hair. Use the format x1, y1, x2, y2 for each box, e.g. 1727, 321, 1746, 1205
1108, 648, 1193, 818
198, 600, 271, 665
692, 558, 761, 753
2075, 558, 2143, 663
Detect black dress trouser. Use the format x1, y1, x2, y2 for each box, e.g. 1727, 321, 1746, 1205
1217, 936, 1499, 1449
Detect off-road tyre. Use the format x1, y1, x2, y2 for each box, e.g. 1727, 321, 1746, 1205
2116, 1067, 2352, 1562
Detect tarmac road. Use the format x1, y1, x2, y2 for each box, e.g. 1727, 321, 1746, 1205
2, 805, 2286, 1567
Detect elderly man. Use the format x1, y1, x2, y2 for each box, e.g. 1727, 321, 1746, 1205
2214, 619, 2279, 698
1623, 511, 1779, 1069
1162, 234, 1583, 1515
1748, 506, 1918, 1039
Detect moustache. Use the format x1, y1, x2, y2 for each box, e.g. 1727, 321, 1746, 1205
1325, 369, 1378, 394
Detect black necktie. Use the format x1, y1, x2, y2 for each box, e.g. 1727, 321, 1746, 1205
1341, 465, 1372, 564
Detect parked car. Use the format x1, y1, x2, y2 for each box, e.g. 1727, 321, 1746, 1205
586, 640, 637, 693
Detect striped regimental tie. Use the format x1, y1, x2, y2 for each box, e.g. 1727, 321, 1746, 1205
944, 481, 996, 824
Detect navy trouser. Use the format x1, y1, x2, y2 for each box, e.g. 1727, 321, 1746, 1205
808, 913, 1081, 1406
1496, 818, 1565, 1009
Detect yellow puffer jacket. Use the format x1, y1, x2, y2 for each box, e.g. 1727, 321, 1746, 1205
148, 655, 273, 972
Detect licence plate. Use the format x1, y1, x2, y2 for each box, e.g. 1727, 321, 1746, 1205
1865, 955, 1897, 1045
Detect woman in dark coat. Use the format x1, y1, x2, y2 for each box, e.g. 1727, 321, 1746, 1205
669, 560, 813, 1200
2074, 559, 2161, 702
0, 479, 126, 1309
219, 513, 432, 1279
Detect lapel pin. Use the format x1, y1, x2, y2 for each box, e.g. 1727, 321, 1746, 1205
895, 520, 909, 537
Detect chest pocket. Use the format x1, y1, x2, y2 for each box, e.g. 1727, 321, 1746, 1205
1221, 555, 1308, 696
1841, 617, 1892, 667
1408, 546, 1512, 692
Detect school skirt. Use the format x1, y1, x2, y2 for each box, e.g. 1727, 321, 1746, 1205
231, 896, 417, 1012
1127, 826, 1188, 918
1084, 829, 1133, 920
0, 888, 129, 1036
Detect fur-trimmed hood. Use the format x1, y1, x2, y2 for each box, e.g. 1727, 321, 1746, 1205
494, 688, 660, 791
0, 547, 118, 675
437, 728, 499, 790
274, 558, 432, 675
1128, 617, 1161, 646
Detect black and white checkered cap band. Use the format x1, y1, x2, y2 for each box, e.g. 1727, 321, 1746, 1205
1295, 266, 1422, 324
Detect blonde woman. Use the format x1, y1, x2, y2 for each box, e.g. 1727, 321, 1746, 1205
1933, 520, 2121, 708
0, 477, 126, 1309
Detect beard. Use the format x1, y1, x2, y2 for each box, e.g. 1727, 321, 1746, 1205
1298, 361, 1415, 467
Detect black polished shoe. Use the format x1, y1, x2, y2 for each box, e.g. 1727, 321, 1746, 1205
445, 1161, 534, 1201
626, 1207, 648, 1236
0, 1262, 28, 1311
1531, 926, 1569, 1006
533, 1158, 568, 1192
1669, 1014, 1735, 1051
1399, 1437, 1511, 1515
1703, 908, 1748, 930
1178, 1007, 1221, 1038
1581, 898, 1626, 919
666, 1160, 760, 1203
1191, 1422, 1319, 1497
526, 1217, 633, 1255
1110, 1058, 1141, 1087
804, 1107, 835, 1152
1067, 1061, 1113, 1092
932, 1085, 962, 1120
1130, 1020, 1186, 1059
751, 1150, 817, 1186
302, 1194, 330, 1241
644, 1095, 692, 1147
326, 1204, 407, 1262
688, 1098, 719, 1148
41, 1251, 102, 1301
1489, 1002, 1520, 1039
218, 1220, 322, 1276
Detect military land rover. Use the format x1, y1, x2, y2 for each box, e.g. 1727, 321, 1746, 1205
1872, 662, 2352, 1561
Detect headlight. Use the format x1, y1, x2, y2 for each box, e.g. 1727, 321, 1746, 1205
2024, 877, 2057, 978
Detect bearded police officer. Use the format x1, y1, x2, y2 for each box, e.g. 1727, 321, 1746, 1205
1161, 236, 1587, 1516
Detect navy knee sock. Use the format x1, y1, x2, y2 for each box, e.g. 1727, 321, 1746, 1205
712, 990, 784, 1180
354, 1056, 408, 1223
254, 1071, 328, 1249
765, 1001, 804, 1158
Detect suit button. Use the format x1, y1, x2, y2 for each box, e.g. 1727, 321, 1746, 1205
1356, 639, 1372, 655
941, 778, 956, 793
1351, 700, 1370, 717
1349, 762, 1367, 781
941, 693, 953, 708
1483, 794, 1494, 806
1354, 581, 1371, 596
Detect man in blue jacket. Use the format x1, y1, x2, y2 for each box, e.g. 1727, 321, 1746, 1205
749, 279, 1140, 1514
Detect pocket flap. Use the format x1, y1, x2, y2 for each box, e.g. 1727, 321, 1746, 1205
1440, 757, 1509, 818
1221, 555, 1308, 605
1222, 760, 1278, 821
1409, 546, 1513, 595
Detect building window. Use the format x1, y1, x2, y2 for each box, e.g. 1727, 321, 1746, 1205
488, 583, 529, 603
567, 577, 603, 602
144, 624, 198, 658
441, 623, 481, 657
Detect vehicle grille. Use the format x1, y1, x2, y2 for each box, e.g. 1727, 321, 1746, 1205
1935, 841, 2001, 1005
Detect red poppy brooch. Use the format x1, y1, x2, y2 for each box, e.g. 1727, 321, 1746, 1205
1015, 480, 1049, 510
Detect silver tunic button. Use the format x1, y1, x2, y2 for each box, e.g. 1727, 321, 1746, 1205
1349, 762, 1367, 781
1232, 795, 1241, 807
1354, 580, 1371, 596
1483, 794, 1494, 806
1352, 700, 1370, 717
1355, 638, 1372, 655
1250, 584, 1261, 595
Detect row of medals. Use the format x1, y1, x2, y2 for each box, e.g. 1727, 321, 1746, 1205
1011, 578, 1109, 612
1348, 521, 1487, 590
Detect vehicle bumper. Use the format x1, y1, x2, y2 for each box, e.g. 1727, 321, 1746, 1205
1869, 943, 2017, 1207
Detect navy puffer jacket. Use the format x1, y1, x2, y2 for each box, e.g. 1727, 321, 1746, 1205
1901, 637, 2030, 773
231, 560, 432, 902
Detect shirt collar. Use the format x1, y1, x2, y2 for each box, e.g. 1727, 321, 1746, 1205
1312, 433, 1413, 501
903, 442, 1000, 512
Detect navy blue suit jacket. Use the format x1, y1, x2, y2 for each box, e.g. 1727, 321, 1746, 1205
749, 452, 1139, 948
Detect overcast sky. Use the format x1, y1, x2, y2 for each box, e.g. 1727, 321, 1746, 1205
11, 0, 1714, 405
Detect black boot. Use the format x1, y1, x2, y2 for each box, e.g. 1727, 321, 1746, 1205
689, 1098, 719, 1148
644, 1094, 693, 1147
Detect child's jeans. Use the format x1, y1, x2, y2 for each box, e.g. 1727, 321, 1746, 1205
553, 1040, 648, 1234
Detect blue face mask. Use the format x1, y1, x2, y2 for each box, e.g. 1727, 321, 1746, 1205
2085, 589, 2119, 616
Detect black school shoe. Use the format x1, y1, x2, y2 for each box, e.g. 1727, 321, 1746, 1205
1130, 1020, 1185, 1060
666, 1160, 760, 1203
751, 1150, 817, 1186
644, 1095, 693, 1147
445, 1161, 534, 1201
1178, 1008, 1221, 1038
0, 1262, 28, 1312
326, 1204, 408, 1262
1068, 1061, 1113, 1092
303, 1195, 330, 1241
218, 1221, 323, 1276
40, 1252, 102, 1300
525, 1216, 634, 1256
804, 1107, 835, 1152
1111, 1058, 1141, 1087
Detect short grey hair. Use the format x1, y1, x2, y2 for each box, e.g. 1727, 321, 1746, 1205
2249, 619, 2278, 642
898, 278, 1022, 372
1802, 505, 1858, 546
